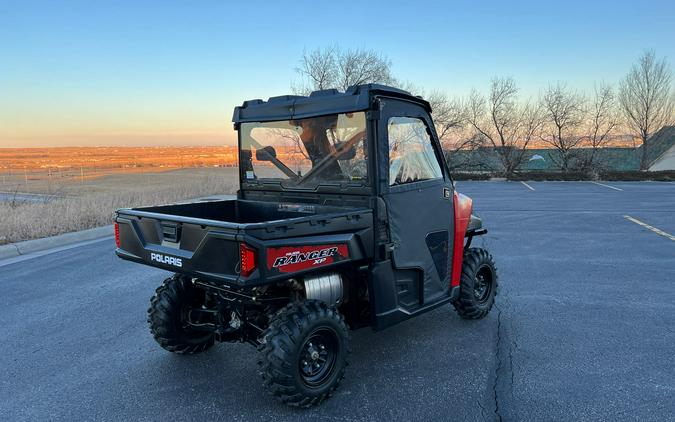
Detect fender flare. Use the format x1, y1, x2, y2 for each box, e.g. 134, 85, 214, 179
450, 192, 473, 288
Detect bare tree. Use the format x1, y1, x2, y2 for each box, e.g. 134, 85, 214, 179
425, 92, 483, 170
541, 83, 586, 172
294, 47, 337, 93
337, 49, 394, 90
294, 47, 394, 94
466, 77, 544, 176
579, 83, 619, 170
427, 91, 466, 140
619, 50, 675, 170
392, 82, 480, 170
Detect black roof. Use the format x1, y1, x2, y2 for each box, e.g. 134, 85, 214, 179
232, 84, 430, 124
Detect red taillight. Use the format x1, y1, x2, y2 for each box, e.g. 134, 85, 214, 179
114, 222, 121, 248
239, 243, 257, 277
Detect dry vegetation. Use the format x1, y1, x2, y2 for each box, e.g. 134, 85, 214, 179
0, 168, 238, 245
0, 146, 238, 172
0, 146, 239, 195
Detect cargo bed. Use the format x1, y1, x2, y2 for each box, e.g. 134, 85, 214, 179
115, 199, 374, 285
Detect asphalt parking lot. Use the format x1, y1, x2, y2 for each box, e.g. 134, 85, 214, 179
1, 181, 674, 421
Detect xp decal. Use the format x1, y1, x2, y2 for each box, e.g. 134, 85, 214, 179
267, 244, 349, 273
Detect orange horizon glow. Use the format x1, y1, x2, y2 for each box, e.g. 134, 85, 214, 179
0, 129, 239, 148
1, 89, 243, 148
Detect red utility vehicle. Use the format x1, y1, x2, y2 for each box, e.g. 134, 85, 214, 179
115, 84, 497, 407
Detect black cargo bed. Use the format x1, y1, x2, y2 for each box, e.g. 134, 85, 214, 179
115, 199, 374, 285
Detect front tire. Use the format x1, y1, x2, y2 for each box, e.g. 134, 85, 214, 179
453, 248, 498, 319
258, 301, 350, 408
148, 275, 215, 354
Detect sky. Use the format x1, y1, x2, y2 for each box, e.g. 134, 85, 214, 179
1, 0, 674, 148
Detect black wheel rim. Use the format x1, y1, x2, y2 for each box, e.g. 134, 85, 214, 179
473, 264, 494, 304
298, 328, 339, 387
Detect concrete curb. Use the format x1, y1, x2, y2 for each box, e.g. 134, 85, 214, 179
0, 225, 114, 260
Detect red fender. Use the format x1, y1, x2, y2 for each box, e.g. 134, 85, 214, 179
451, 192, 473, 287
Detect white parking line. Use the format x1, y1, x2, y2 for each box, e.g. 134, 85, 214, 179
520, 181, 535, 191
590, 181, 623, 191
624, 215, 675, 242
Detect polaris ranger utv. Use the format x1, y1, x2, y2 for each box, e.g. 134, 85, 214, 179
114, 84, 497, 407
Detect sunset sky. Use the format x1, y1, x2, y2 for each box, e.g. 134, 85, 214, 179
2, 0, 674, 148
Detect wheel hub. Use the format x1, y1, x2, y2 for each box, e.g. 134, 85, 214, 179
473, 265, 493, 304
299, 330, 338, 386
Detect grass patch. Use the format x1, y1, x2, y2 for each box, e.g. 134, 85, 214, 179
0, 169, 237, 245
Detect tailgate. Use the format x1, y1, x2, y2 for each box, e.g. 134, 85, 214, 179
115, 209, 241, 282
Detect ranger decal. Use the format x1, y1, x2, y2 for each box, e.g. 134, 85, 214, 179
267, 244, 349, 273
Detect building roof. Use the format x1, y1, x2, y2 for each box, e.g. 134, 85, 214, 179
641, 126, 675, 165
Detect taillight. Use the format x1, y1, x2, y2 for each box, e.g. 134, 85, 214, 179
114, 222, 121, 248
239, 243, 257, 277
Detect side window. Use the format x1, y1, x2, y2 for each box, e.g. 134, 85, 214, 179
387, 117, 443, 185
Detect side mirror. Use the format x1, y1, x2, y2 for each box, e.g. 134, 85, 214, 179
255, 146, 277, 161
334, 141, 356, 160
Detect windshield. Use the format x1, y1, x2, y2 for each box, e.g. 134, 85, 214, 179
240, 112, 368, 188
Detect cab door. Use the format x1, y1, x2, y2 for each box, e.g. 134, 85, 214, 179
379, 99, 455, 310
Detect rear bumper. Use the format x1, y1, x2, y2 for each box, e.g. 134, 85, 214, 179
115, 215, 241, 283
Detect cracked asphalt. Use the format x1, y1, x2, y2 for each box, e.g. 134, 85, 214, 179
1, 181, 674, 421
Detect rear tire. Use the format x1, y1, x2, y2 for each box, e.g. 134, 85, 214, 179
148, 275, 215, 354
258, 301, 350, 408
453, 248, 498, 319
